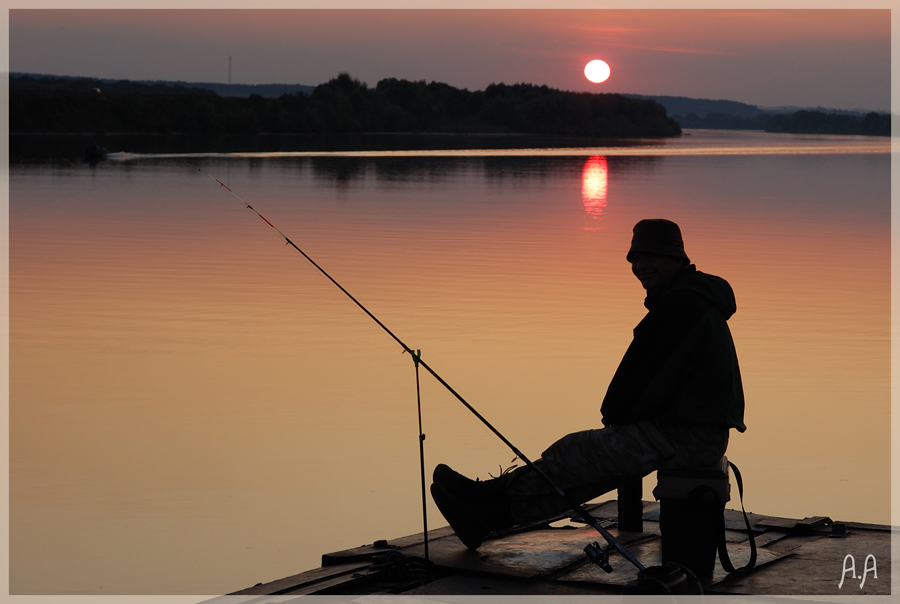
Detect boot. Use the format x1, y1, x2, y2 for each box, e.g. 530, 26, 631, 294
430, 483, 491, 550
433, 463, 509, 505
431, 466, 514, 550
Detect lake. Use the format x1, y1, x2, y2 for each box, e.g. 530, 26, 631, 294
9, 130, 890, 595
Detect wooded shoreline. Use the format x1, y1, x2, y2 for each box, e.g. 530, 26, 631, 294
12, 72, 890, 140
11, 73, 682, 139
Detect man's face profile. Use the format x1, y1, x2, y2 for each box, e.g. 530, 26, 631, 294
630, 253, 685, 291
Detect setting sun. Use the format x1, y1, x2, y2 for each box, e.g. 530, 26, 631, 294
584, 59, 611, 84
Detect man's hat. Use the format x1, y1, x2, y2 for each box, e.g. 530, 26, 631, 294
626, 219, 689, 262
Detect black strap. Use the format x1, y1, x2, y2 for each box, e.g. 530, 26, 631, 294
718, 461, 757, 573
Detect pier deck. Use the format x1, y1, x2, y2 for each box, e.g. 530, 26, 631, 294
220, 498, 891, 598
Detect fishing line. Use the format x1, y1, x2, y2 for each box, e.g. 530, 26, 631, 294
184, 161, 644, 572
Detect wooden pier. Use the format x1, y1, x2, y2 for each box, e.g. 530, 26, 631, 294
215, 497, 892, 598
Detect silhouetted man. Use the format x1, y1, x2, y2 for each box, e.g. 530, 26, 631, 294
431, 218, 746, 549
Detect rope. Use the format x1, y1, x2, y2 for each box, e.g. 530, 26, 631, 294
718, 461, 757, 573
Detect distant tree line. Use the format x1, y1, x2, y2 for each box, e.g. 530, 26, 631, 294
673, 110, 890, 136
629, 95, 762, 119
11, 73, 681, 138
764, 110, 890, 136
11, 74, 218, 97
11, 73, 313, 99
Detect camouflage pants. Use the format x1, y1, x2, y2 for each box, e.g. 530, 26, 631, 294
504, 421, 729, 524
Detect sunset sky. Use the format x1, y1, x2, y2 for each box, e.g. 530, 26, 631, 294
9, 8, 892, 112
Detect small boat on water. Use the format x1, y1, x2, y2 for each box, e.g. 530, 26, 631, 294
84, 144, 108, 161
204, 495, 891, 599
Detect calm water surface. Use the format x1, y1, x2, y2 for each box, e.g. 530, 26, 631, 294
9, 131, 890, 594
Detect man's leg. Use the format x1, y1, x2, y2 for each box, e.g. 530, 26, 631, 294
432, 421, 682, 547
503, 421, 680, 524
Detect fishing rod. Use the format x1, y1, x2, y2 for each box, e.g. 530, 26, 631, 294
184, 162, 644, 573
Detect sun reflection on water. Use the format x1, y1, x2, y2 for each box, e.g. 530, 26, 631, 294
582, 155, 608, 229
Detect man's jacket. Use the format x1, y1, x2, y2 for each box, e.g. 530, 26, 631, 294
600, 265, 746, 432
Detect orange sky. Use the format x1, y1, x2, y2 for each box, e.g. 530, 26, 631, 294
9, 9, 891, 111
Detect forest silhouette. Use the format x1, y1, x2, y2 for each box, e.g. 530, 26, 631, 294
11, 73, 682, 138
12, 72, 889, 139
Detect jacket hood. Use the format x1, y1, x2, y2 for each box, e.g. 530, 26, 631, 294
646, 265, 737, 319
